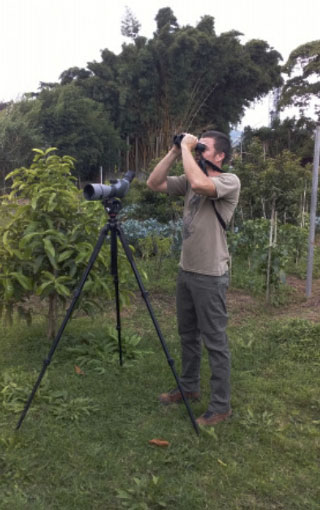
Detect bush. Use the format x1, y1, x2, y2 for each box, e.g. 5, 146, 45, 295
0, 148, 133, 338
121, 218, 183, 254
122, 179, 183, 223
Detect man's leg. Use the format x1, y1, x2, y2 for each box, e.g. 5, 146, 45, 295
176, 269, 202, 394
190, 272, 230, 414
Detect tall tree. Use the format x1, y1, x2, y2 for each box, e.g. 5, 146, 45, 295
240, 117, 315, 164
233, 138, 312, 223
0, 100, 44, 187
280, 40, 320, 119
121, 6, 141, 40
66, 8, 282, 171
34, 83, 121, 180
1, 8, 284, 177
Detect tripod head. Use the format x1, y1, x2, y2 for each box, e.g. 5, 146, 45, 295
104, 197, 123, 217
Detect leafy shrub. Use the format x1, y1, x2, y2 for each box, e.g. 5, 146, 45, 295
44, 393, 99, 421
228, 219, 312, 298
0, 369, 50, 414
122, 178, 183, 223
116, 475, 167, 509
66, 327, 150, 373
0, 148, 133, 337
121, 218, 183, 254
0, 368, 98, 421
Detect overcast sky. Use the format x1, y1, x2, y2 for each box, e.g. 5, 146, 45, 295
1, 0, 319, 128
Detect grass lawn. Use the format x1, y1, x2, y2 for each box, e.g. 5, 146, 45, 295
1, 259, 320, 509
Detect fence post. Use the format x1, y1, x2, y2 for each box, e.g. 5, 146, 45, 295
306, 125, 320, 298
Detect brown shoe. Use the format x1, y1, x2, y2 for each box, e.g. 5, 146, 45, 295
159, 388, 200, 405
196, 409, 232, 426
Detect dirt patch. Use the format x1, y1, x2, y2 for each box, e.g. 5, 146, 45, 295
15, 275, 320, 327
122, 277, 320, 325
227, 289, 262, 324
227, 276, 320, 324
270, 275, 320, 322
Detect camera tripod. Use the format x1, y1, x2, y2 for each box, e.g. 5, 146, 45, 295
16, 198, 199, 434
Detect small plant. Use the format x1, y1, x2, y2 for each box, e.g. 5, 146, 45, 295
0, 368, 98, 421
44, 391, 99, 421
116, 474, 167, 509
0, 369, 50, 414
240, 408, 275, 429
66, 327, 150, 373
139, 235, 172, 271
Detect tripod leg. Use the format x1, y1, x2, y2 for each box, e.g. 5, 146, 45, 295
16, 224, 110, 430
116, 226, 199, 435
110, 223, 123, 365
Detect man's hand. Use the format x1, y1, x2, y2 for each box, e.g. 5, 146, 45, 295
171, 144, 181, 157
180, 133, 216, 197
181, 133, 198, 151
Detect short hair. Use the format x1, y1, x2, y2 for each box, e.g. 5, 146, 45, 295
200, 130, 231, 164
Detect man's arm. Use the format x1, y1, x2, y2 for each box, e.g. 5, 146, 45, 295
181, 135, 217, 197
146, 147, 180, 192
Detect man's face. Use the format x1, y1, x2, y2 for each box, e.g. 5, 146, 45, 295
197, 137, 224, 168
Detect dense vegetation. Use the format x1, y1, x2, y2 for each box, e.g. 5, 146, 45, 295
0, 7, 285, 182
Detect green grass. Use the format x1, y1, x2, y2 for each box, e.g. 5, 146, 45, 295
1, 265, 320, 509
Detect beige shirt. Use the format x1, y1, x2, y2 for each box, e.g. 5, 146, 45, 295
167, 173, 241, 276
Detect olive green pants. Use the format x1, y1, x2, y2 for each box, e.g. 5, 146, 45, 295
176, 268, 230, 414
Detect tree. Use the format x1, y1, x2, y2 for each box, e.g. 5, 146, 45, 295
121, 6, 141, 40
239, 117, 316, 164
2, 8, 284, 176
0, 149, 132, 338
154, 7, 179, 34
59, 66, 92, 86
0, 100, 44, 187
0, 84, 122, 182
233, 138, 312, 223
280, 40, 320, 119
34, 83, 122, 180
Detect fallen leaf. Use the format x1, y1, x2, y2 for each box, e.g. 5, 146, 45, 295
75, 365, 85, 375
148, 439, 169, 447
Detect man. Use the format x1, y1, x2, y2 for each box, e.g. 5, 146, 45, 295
147, 130, 240, 426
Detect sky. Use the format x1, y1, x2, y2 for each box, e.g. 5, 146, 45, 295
1, 0, 319, 128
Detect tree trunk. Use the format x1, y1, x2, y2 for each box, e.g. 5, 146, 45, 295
47, 293, 58, 340
126, 136, 130, 171
4, 304, 13, 327
266, 201, 276, 303
135, 137, 139, 173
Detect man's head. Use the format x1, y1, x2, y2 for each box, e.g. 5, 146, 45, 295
198, 130, 231, 169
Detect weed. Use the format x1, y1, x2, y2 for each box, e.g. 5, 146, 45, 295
66, 326, 151, 373
116, 475, 167, 509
